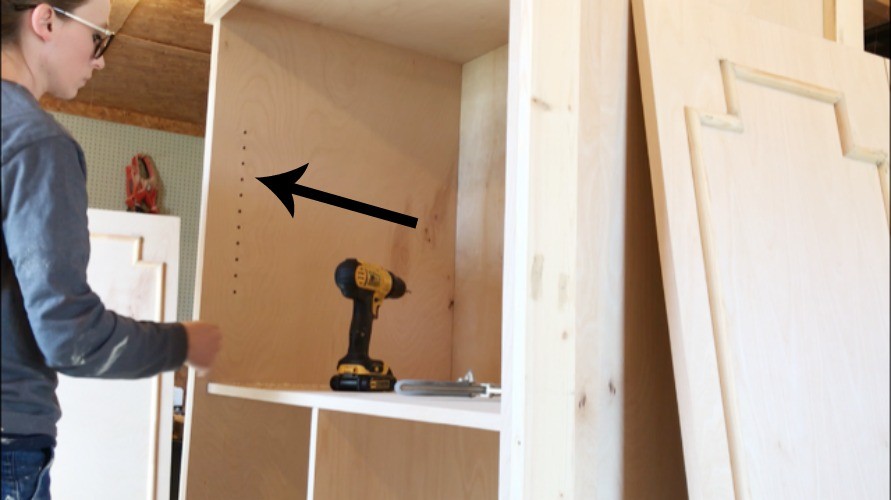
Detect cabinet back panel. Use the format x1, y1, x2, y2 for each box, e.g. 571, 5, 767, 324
185, 393, 312, 499
314, 412, 499, 499
196, 5, 461, 387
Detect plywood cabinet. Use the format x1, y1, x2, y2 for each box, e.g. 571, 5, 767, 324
182, 0, 708, 498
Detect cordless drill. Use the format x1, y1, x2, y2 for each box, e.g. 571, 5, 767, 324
330, 258, 407, 391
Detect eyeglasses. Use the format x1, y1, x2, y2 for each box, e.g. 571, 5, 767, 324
14, 3, 115, 59
52, 7, 115, 58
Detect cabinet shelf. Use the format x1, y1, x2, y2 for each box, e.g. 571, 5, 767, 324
207, 383, 501, 431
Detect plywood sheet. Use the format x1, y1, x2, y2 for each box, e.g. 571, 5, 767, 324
184, 392, 312, 499
233, 0, 509, 63
196, 4, 459, 389
313, 412, 498, 499
187, 5, 461, 497
453, 45, 507, 383
708, 0, 824, 39
632, 0, 890, 498
706, 0, 862, 48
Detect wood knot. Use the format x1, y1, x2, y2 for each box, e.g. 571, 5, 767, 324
531, 254, 544, 300
531, 96, 552, 111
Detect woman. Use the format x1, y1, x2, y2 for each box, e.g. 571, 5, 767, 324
1, 2, 222, 498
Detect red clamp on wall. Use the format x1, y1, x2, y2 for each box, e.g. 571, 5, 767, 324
125, 153, 161, 214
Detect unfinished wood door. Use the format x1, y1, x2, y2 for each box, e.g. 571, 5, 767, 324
53, 209, 179, 500
632, 0, 890, 498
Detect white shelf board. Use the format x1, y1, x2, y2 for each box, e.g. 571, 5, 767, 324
207, 383, 501, 432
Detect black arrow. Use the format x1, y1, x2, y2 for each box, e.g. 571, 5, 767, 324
256, 164, 418, 229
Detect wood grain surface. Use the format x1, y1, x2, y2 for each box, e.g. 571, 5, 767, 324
633, 0, 890, 497
186, 5, 467, 497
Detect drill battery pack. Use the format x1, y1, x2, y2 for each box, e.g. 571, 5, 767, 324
330, 372, 396, 392
330, 361, 396, 391
331, 259, 406, 393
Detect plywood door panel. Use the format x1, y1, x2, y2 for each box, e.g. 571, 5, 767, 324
54, 209, 179, 500
313, 412, 498, 499
822, 0, 865, 48
706, 0, 863, 48
632, 0, 890, 498
708, 0, 824, 39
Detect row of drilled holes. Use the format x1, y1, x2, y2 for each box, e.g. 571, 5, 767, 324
234, 130, 246, 295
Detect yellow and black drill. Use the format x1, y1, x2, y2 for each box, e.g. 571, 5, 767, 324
330, 258, 406, 392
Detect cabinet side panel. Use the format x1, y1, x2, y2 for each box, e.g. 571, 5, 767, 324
314, 412, 499, 499
454, 44, 508, 383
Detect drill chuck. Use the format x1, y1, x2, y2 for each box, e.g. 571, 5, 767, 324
388, 274, 407, 298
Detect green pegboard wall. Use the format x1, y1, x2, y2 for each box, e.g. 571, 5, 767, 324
51, 112, 204, 323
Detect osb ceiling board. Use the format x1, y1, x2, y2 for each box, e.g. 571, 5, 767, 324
41, 0, 212, 136
69, 36, 209, 124
632, 0, 889, 497
864, 0, 890, 28
122, 0, 212, 52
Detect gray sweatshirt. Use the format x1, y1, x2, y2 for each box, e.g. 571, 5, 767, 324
1, 80, 187, 438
